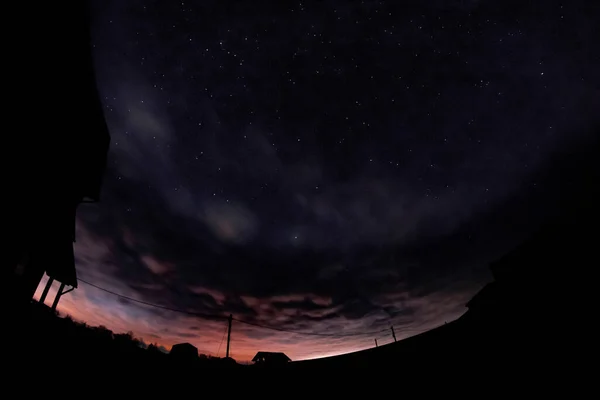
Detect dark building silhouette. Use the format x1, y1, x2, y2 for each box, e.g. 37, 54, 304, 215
170, 343, 199, 360
9, 0, 110, 307
252, 351, 291, 366
220, 356, 238, 366
457, 219, 593, 361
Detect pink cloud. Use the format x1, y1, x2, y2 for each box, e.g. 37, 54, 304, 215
189, 286, 226, 304
32, 272, 467, 363
31, 225, 477, 363
141, 255, 174, 275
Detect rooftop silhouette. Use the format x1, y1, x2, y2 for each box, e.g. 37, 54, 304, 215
252, 351, 292, 366
170, 343, 199, 360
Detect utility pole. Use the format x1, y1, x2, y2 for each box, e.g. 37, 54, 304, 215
39, 278, 54, 304
391, 326, 397, 342
375, 338, 378, 347
51, 283, 66, 311
226, 314, 232, 358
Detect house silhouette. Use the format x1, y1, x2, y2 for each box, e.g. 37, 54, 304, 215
252, 351, 291, 365
170, 343, 198, 360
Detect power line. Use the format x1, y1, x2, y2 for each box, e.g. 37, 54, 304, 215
77, 278, 226, 320
216, 324, 227, 357
232, 317, 389, 337
77, 278, 400, 338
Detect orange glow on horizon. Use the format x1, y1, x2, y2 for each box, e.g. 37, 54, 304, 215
32, 274, 398, 362
32, 259, 471, 363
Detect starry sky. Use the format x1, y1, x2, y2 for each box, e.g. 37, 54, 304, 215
36, 0, 598, 362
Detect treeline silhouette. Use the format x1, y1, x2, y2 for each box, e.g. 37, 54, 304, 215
8, 301, 240, 376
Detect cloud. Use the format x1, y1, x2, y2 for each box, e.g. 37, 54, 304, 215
64, 167, 496, 361
200, 202, 258, 244
141, 255, 174, 275
188, 286, 227, 305
42, 214, 487, 361
110, 85, 174, 182
36, 265, 475, 361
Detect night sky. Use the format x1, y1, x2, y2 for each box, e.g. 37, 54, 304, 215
36, 0, 598, 361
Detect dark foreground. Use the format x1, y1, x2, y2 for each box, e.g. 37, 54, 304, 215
8, 208, 592, 384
